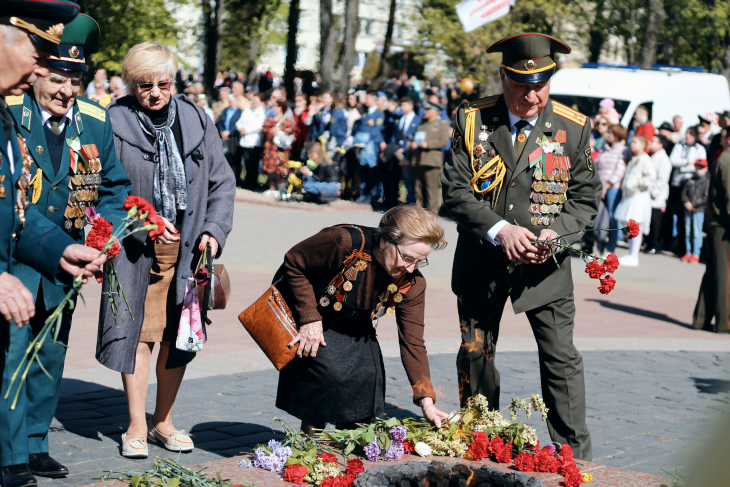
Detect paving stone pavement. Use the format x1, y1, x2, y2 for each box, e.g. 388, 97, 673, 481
42, 350, 730, 486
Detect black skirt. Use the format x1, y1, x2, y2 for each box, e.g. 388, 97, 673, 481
276, 320, 385, 423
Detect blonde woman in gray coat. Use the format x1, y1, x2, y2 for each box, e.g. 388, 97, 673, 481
96, 42, 235, 458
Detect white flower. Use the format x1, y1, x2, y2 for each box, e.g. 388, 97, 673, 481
448, 412, 462, 424
414, 442, 432, 457
70, 139, 81, 152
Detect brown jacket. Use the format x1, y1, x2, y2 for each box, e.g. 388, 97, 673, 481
278, 226, 437, 403
414, 119, 451, 168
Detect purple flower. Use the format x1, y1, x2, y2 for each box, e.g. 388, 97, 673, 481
274, 445, 293, 462
384, 442, 404, 461
268, 439, 282, 449
389, 426, 407, 443
238, 458, 253, 468
546, 444, 557, 454
364, 440, 381, 462
252, 446, 287, 472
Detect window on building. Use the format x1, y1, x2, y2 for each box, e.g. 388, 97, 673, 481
360, 18, 375, 36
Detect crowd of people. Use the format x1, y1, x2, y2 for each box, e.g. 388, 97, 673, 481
210, 74, 460, 211
584, 100, 729, 266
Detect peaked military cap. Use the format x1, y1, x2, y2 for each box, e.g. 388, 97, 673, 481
487, 33, 571, 84
48, 13, 99, 73
0, 0, 80, 56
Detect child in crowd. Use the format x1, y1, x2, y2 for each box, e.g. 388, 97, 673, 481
681, 159, 710, 263
283, 141, 341, 203
614, 135, 658, 266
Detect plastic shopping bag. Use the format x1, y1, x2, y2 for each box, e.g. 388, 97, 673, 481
176, 278, 206, 352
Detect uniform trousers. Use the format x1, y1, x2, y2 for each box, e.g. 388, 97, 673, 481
0, 288, 72, 467
693, 222, 730, 332
456, 291, 592, 461
415, 166, 441, 214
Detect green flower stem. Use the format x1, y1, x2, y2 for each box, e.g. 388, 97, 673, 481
3, 208, 159, 409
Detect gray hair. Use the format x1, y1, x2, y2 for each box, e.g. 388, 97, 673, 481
0, 24, 22, 45
121, 41, 178, 94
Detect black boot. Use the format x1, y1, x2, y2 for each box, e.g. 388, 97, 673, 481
1, 464, 37, 487
28, 454, 68, 479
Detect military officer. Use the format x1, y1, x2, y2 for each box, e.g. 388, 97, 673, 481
441, 34, 601, 461
351, 91, 385, 201
3, 12, 132, 483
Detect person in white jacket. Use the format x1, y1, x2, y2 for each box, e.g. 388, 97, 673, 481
615, 135, 658, 266
236, 93, 267, 190
644, 134, 673, 254
668, 126, 706, 254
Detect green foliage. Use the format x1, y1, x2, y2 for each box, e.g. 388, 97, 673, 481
416, 0, 580, 90
360, 51, 381, 81
77, 0, 180, 73
219, 0, 286, 70
99, 456, 248, 487
319, 417, 430, 458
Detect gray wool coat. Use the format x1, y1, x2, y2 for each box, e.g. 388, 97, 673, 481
96, 94, 236, 374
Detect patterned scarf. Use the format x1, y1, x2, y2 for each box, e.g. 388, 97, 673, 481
132, 98, 187, 223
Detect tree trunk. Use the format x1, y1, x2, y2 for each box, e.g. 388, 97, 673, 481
587, 0, 605, 63
372, 0, 396, 87
638, 0, 665, 68
319, 0, 335, 92
284, 0, 300, 101
203, 0, 222, 99
336, 0, 360, 92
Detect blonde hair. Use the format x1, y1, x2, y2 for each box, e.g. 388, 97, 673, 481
377, 205, 447, 250
121, 41, 178, 94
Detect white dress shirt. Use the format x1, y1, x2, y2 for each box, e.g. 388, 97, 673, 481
485, 111, 539, 245
39, 105, 72, 133
399, 112, 414, 133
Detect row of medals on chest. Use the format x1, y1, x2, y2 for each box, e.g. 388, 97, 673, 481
531, 169, 568, 226
319, 259, 403, 317
66, 157, 102, 229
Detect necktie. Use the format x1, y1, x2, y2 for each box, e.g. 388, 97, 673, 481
50, 118, 62, 135
513, 119, 530, 161
0, 98, 12, 142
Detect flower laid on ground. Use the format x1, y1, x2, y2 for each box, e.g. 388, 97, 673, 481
2, 196, 160, 410
284, 464, 309, 483
253, 440, 293, 472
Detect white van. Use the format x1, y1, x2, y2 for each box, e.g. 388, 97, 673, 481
549, 66, 730, 130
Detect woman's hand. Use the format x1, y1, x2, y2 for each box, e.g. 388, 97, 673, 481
157, 217, 181, 245
421, 397, 449, 428
288, 321, 326, 358
200, 233, 219, 258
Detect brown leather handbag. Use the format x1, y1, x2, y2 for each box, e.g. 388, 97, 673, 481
238, 284, 299, 370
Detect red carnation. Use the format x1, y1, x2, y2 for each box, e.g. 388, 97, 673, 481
332, 477, 349, 487
466, 432, 490, 461
626, 219, 640, 239
344, 474, 357, 487
535, 447, 560, 473
494, 442, 512, 463
563, 469, 583, 487
283, 464, 308, 484
320, 477, 334, 487
584, 260, 605, 279
318, 453, 338, 464
346, 459, 364, 477
559, 444, 574, 463
402, 441, 414, 454
85, 216, 120, 257
604, 253, 619, 273
598, 275, 616, 295
560, 460, 577, 476
123, 196, 154, 215
146, 213, 166, 241
513, 451, 535, 472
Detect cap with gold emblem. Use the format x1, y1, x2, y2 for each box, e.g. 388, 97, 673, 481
48, 13, 99, 73
487, 33, 571, 84
0, 0, 80, 56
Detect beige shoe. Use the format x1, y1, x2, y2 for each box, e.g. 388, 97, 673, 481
121, 433, 148, 458
148, 425, 194, 452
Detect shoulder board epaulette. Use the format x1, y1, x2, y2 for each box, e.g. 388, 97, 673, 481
551, 101, 587, 126
6, 95, 24, 106
77, 99, 106, 122
464, 95, 500, 114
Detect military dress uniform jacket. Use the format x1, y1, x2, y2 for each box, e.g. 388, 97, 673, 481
441, 95, 601, 314
7, 93, 132, 310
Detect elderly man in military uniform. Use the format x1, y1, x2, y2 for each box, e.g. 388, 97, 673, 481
441, 33, 601, 461
3, 12, 131, 484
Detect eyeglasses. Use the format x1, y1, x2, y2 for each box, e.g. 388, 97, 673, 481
137, 81, 172, 92
48, 74, 82, 87
396, 245, 429, 268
